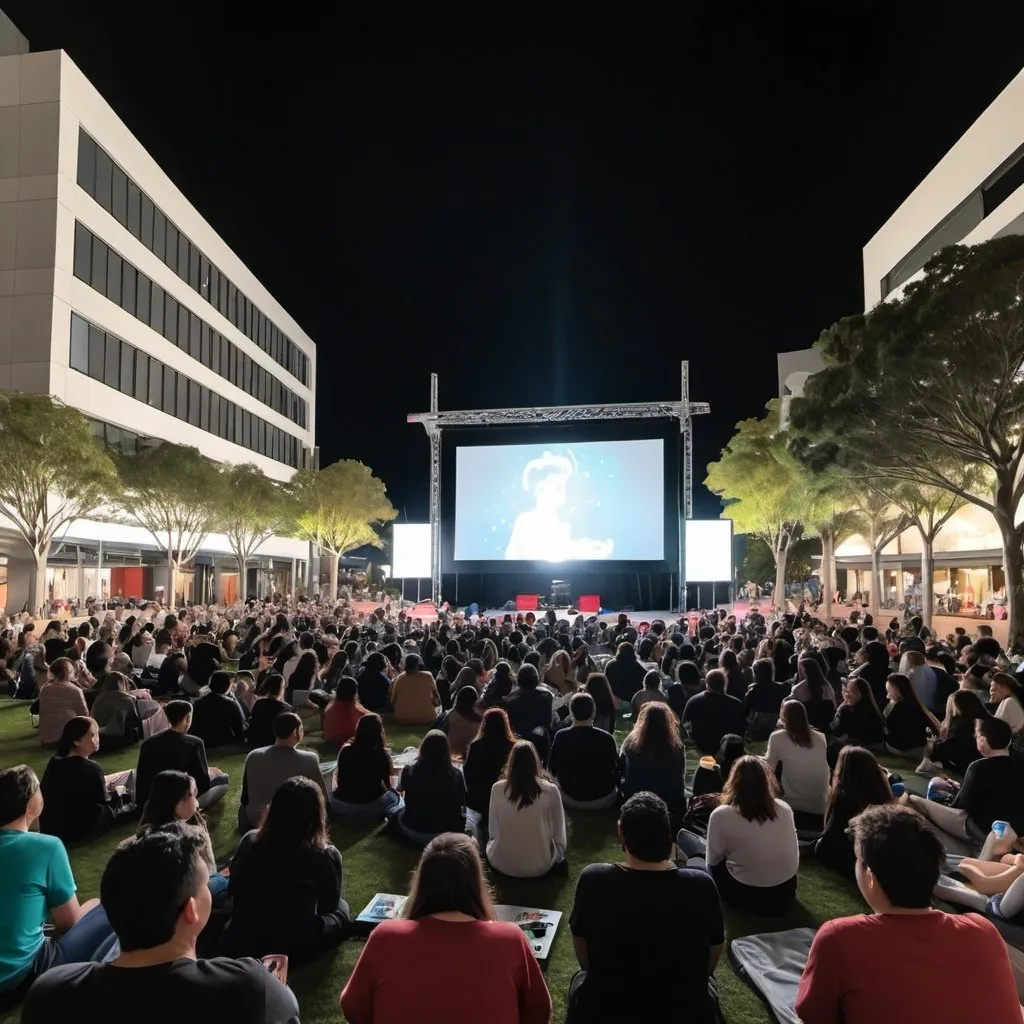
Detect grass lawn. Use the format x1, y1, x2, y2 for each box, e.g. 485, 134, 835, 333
0, 698, 902, 1023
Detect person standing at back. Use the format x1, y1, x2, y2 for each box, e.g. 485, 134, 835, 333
567, 792, 724, 1023
796, 805, 1021, 1023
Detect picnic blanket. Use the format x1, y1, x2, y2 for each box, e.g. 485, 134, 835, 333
728, 927, 816, 1024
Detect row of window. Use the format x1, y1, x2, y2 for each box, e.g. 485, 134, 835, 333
70, 312, 304, 469
76, 129, 310, 387
73, 222, 307, 430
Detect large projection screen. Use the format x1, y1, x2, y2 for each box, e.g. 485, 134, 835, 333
454, 438, 665, 562
392, 524, 432, 578
684, 520, 733, 581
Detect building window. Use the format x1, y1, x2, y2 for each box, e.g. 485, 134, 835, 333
119, 344, 134, 394
164, 294, 178, 344
121, 262, 136, 316
137, 275, 150, 324
165, 221, 178, 270
106, 250, 122, 306
177, 232, 189, 280
162, 369, 176, 415
188, 380, 200, 426
176, 373, 188, 420
134, 351, 149, 403
95, 148, 112, 212
73, 222, 91, 281
77, 132, 97, 195
153, 208, 166, 258
177, 304, 189, 351
90, 235, 107, 292
69, 313, 89, 373
103, 333, 120, 388
148, 359, 162, 409
140, 194, 154, 248
111, 164, 127, 225
127, 183, 141, 238
149, 282, 164, 334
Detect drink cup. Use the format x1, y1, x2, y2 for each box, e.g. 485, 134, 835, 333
890, 782, 905, 797
993, 821, 1009, 840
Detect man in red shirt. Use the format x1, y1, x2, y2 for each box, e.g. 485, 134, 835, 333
796, 804, 1022, 1023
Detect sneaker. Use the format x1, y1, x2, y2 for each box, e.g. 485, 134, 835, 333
915, 758, 943, 775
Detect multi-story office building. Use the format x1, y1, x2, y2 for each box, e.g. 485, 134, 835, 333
0, 11, 316, 610
833, 66, 1024, 620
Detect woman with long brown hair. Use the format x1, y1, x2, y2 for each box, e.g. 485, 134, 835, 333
677, 755, 799, 915
486, 740, 566, 877
542, 649, 574, 696
330, 712, 402, 822
463, 707, 516, 828
223, 776, 349, 962
766, 699, 829, 827
620, 702, 687, 819
883, 672, 940, 754
340, 833, 551, 1024
814, 745, 892, 876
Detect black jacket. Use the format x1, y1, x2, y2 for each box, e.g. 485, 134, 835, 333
605, 655, 648, 702
136, 728, 212, 808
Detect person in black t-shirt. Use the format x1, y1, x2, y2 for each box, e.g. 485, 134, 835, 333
547, 693, 619, 810
394, 730, 472, 846
245, 672, 292, 749
681, 670, 747, 754
21, 822, 298, 1024
330, 713, 402, 821
188, 672, 247, 749
567, 792, 724, 1023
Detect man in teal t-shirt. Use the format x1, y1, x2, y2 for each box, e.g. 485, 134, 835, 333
0, 765, 114, 1004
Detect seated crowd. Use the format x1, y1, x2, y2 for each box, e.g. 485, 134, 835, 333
3, 598, 1024, 1021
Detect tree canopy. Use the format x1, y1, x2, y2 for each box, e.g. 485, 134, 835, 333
290, 460, 397, 599
0, 392, 119, 612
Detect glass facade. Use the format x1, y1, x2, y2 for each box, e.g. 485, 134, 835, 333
73, 222, 307, 429
70, 312, 303, 468
76, 129, 310, 387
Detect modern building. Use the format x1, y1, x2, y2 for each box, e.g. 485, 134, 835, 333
0, 10, 315, 611
832, 65, 1024, 620
776, 348, 823, 428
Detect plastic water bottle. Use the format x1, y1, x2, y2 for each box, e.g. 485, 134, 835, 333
993, 820, 1009, 840
890, 782, 905, 797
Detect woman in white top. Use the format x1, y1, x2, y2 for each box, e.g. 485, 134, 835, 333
990, 673, 1024, 732
487, 740, 566, 878
676, 755, 799, 916
766, 700, 829, 828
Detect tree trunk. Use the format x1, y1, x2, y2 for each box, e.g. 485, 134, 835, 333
774, 542, 789, 612
821, 530, 834, 620
997, 517, 1024, 653
28, 542, 49, 617
327, 553, 339, 603
236, 555, 247, 599
869, 528, 881, 618
166, 553, 176, 610
920, 535, 934, 629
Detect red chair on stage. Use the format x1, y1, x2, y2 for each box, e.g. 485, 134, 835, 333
516, 594, 539, 611
578, 594, 600, 614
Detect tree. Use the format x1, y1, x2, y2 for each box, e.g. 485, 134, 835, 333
855, 487, 911, 614
705, 401, 813, 610
0, 393, 119, 614
791, 236, 1024, 648
805, 484, 863, 621
217, 464, 295, 597
110, 443, 223, 605
290, 460, 397, 600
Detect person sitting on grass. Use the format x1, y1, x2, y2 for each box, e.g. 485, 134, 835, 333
916, 689, 989, 775
223, 776, 349, 964
244, 672, 291, 750
677, 755, 799, 916
882, 672, 939, 756
139, 770, 227, 900
390, 652, 442, 725
829, 676, 885, 750
322, 675, 367, 747
330, 713, 402, 822
744, 657, 787, 741
620, 702, 687, 822
681, 668, 746, 755
37, 657, 89, 747
356, 651, 392, 713
547, 692, 619, 810
134, 701, 229, 813
187, 671, 247, 749
394, 730, 474, 847
463, 707, 516, 833
766, 699, 829, 830
814, 746, 893, 877
630, 669, 669, 719
238, 711, 330, 832
907, 715, 1024, 847
566, 792, 724, 1024
486, 740, 566, 878
503, 663, 555, 751
21, 822, 298, 1023
39, 717, 135, 844
0, 765, 115, 1009
340, 832, 551, 1024
795, 805, 1021, 1023
442, 685, 483, 758
90, 672, 144, 751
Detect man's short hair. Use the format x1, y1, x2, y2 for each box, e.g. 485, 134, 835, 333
618, 791, 673, 862
570, 692, 596, 722
977, 715, 1012, 750
849, 804, 943, 908
208, 671, 232, 695
273, 711, 302, 740
704, 668, 726, 693
0, 765, 38, 825
164, 700, 193, 728
101, 822, 207, 951
154, 628, 173, 647
299, 630, 315, 649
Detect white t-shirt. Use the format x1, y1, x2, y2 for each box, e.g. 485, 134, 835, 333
765, 730, 830, 816
995, 697, 1024, 732
486, 779, 567, 878
705, 800, 799, 887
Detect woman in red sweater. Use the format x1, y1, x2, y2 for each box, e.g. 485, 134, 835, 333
340, 833, 552, 1024
323, 676, 367, 747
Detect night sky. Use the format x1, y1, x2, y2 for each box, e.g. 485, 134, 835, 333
8, 3, 1024, 519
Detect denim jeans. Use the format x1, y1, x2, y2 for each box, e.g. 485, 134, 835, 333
330, 790, 403, 822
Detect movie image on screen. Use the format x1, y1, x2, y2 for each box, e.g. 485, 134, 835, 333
454, 438, 664, 561
684, 520, 733, 581
392, 524, 432, 578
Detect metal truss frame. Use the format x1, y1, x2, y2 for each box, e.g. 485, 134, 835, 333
408, 362, 709, 608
